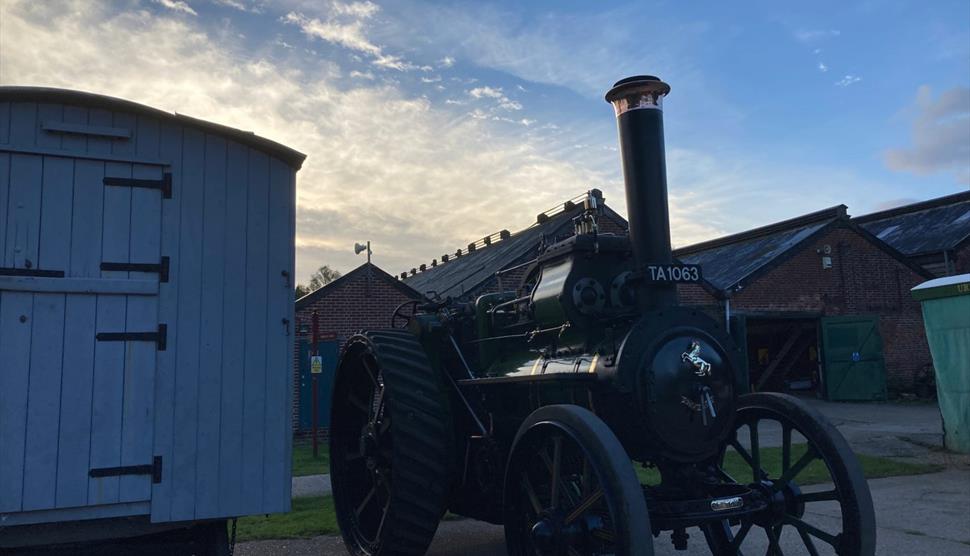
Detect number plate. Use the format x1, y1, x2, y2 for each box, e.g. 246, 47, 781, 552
645, 264, 702, 284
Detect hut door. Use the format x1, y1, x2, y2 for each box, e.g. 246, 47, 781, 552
0, 154, 166, 512
821, 315, 888, 401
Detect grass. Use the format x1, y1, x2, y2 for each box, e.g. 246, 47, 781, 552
239, 445, 942, 542
634, 444, 943, 486
292, 442, 330, 477
235, 496, 339, 542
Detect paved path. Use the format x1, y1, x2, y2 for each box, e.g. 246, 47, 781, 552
266, 400, 970, 555
246, 469, 970, 555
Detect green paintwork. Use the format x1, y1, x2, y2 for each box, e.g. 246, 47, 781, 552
820, 315, 887, 401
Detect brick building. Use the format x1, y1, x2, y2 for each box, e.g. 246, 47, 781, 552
401, 190, 955, 399
292, 263, 420, 432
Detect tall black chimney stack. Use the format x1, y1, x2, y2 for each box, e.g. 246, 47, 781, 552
606, 75, 675, 310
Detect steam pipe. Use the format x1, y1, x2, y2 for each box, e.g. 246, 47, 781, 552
606, 75, 676, 310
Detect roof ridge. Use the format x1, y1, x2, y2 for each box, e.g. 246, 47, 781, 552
675, 205, 847, 255
400, 189, 603, 280
853, 190, 970, 223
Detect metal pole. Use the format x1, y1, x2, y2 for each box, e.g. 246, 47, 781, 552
311, 310, 319, 458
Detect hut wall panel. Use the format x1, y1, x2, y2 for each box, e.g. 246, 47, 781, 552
0, 96, 297, 528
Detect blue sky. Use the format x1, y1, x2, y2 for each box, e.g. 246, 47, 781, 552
2, 0, 968, 281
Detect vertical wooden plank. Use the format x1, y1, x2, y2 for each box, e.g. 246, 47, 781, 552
194, 134, 227, 518
9, 102, 37, 147
171, 127, 206, 520
0, 292, 33, 513
217, 141, 248, 514
0, 154, 10, 267
21, 293, 66, 511
135, 116, 161, 159
5, 155, 43, 269
86, 109, 113, 156
0, 101, 11, 143
69, 160, 104, 277
38, 156, 74, 271
119, 164, 162, 504
88, 161, 132, 505
36, 103, 64, 150
60, 105, 89, 154
262, 158, 293, 512
150, 122, 183, 523
56, 293, 97, 508
240, 148, 269, 516
111, 112, 135, 157
58, 158, 102, 506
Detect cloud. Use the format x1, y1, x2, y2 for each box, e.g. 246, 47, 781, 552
283, 3, 422, 72
817, 62, 828, 72
0, 0, 602, 281
795, 29, 841, 43
468, 86, 522, 111
211, 0, 259, 12
885, 85, 970, 184
154, 0, 197, 15
835, 75, 861, 87
437, 56, 455, 68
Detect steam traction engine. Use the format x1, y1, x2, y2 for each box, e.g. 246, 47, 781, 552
330, 76, 876, 555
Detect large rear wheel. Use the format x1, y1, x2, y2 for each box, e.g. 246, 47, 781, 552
330, 330, 454, 555
504, 405, 653, 556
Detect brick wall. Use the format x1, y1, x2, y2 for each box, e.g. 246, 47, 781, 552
721, 225, 931, 392
291, 266, 420, 431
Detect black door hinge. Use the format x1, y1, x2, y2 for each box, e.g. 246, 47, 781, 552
101, 256, 170, 282
90, 456, 162, 484
104, 173, 172, 199
96, 323, 167, 351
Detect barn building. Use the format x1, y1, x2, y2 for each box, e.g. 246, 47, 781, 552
854, 190, 970, 277
292, 263, 420, 432
399, 190, 951, 400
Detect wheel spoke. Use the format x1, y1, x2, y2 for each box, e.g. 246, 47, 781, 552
797, 526, 821, 556
797, 489, 839, 503
356, 484, 377, 517
550, 436, 562, 509
732, 520, 754, 550
772, 448, 817, 492
361, 357, 380, 388
782, 424, 792, 474
766, 524, 784, 555
521, 473, 543, 514
591, 527, 615, 544
375, 499, 391, 540
750, 420, 761, 482
783, 514, 839, 547
564, 487, 603, 525
730, 439, 767, 483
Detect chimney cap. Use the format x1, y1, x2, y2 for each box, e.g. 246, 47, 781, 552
605, 75, 670, 114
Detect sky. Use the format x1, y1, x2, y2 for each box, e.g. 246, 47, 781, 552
0, 0, 967, 283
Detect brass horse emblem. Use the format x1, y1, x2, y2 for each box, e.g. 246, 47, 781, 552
682, 340, 711, 377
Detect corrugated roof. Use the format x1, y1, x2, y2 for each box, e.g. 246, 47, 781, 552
854, 191, 970, 256
403, 209, 576, 299
675, 206, 846, 291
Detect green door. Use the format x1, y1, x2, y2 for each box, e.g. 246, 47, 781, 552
821, 315, 887, 401
298, 339, 339, 430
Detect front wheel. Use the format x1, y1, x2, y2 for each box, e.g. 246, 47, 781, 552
703, 393, 876, 555
504, 405, 653, 556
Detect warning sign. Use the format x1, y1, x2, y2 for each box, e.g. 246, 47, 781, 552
310, 355, 323, 374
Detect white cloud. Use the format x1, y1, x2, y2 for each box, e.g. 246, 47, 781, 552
817, 62, 828, 72
420, 75, 442, 83
885, 85, 970, 184
795, 29, 841, 43
154, 0, 197, 15
211, 0, 259, 12
283, 4, 423, 72
835, 74, 861, 87
437, 56, 455, 68
468, 86, 522, 111
0, 0, 600, 281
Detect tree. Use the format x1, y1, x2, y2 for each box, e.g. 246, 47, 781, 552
295, 265, 342, 299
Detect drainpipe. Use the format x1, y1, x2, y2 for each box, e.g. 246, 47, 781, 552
724, 298, 731, 328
